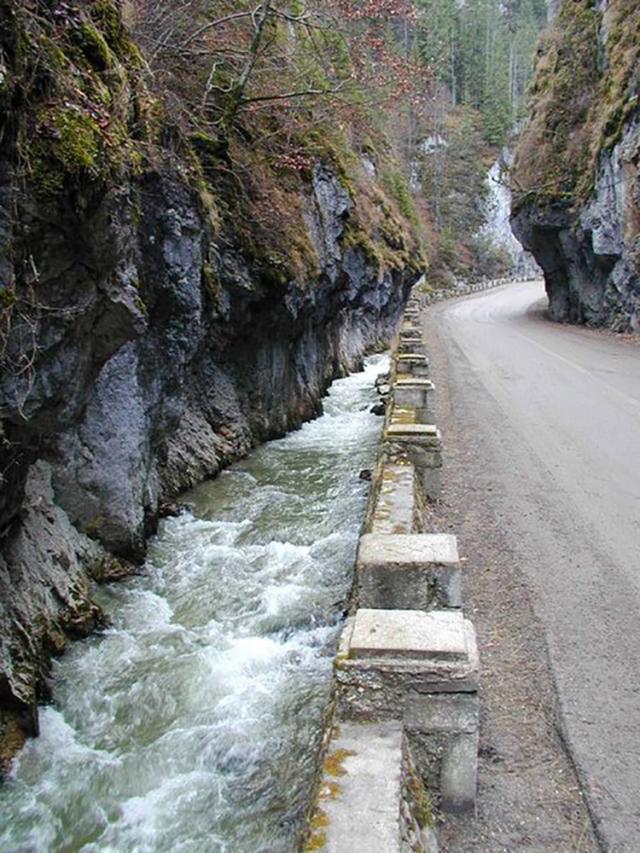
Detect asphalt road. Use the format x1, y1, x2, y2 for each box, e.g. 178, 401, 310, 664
434, 280, 640, 852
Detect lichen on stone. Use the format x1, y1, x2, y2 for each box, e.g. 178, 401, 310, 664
323, 747, 355, 777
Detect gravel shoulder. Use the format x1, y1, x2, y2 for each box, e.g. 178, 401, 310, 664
422, 293, 599, 852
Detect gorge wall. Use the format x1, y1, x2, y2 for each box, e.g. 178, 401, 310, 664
511, 0, 640, 330
0, 1, 422, 755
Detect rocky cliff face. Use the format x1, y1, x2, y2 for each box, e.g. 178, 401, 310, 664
0, 2, 420, 758
511, 0, 640, 330
480, 151, 540, 278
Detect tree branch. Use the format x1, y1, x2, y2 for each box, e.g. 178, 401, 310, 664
181, 10, 256, 48
241, 81, 347, 105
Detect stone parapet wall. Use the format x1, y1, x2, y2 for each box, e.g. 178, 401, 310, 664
304, 279, 491, 852
417, 273, 538, 307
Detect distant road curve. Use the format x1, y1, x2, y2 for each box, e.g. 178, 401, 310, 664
434, 280, 640, 851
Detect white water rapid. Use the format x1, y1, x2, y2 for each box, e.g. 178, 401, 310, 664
0, 354, 389, 853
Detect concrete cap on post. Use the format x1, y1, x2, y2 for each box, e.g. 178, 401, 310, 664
384, 423, 442, 499
393, 379, 435, 423
350, 608, 467, 660
388, 405, 419, 427
395, 377, 433, 389
335, 609, 479, 719
400, 324, 420, 337
398, 339, 427, 356
396, 353, 430, 377
356, 532, 462, 610
385, 423, 440, 443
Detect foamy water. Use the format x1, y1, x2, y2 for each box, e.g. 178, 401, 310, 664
0, 355, 388, 852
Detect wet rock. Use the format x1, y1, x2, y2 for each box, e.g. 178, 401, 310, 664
375, 372, 391, 390
370, 402, 386, 416
157, 501, 188, 519
0, 461, 108, 745
90, 555, 138, 584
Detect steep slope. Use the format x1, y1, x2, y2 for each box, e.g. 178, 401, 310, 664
0, 0, 423, 760
511, 0, 640, 330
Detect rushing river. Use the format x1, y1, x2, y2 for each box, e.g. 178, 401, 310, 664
0, 354, 388, 853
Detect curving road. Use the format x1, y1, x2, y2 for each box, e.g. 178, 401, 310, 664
434, 280, 640, 851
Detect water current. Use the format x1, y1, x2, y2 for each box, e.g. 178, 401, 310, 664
0, 354, 388, 853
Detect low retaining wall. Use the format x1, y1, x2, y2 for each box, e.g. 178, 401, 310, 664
303, 277, 494, 852
422, 273, 539, 305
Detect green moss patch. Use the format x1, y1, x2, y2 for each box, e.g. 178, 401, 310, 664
30, 106, 103, 195
3, 0, 152, 199
513, 0, 640, 210
72, 22, 112, 71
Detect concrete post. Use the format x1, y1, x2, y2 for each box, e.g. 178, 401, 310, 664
396, 353, 430, 377
398, 337, 428, 356
356, 533, 462, 610
335, 609, 479, 719
384, 423, 442, 500
393, 378, 435, 422
405, 693, 479, 815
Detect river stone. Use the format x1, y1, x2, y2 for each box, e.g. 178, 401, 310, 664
357, 533, 461, 609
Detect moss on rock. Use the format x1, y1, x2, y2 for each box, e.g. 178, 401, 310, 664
30, 107, 103, 195
72, 22, 112, 71
513, 0, 640, 210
